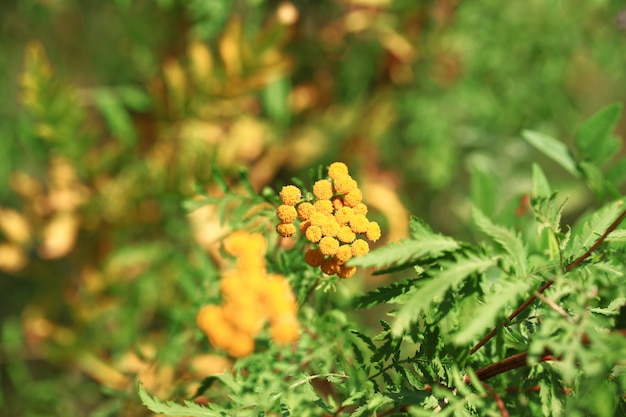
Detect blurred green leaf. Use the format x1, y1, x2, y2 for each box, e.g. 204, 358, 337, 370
523, 130, 579, 177
574, 103, 623, 166
92, 88, 137, 146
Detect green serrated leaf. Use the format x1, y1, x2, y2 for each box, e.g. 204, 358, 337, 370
348, 236, 460, 270
472, 207, 528, 276
523, 130, 579, 177
391, 254, 496, 337
138, 382, 221, 416
453, 279, 529, 345
353, 278, 418, 309
409, 216, 434, 238
574, 103, 623, 166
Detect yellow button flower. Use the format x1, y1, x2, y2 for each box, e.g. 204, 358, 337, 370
320, 256, 340, 275
305, 225, 323, 243
276, 205, 297, 223
321, 218, 340, 237
319, 236, 339, 256
337, 225, 356, 243
328, 162, 349, 180
313, 179, 334, 200
351, 239, 370, 257
297, 202, 315, 221
337, 264, 357, 279
335, 245, 353, 263
304, 248, 325, 267
352, 203, 368, 216
314, 199, 334, 215
332, 174, 357, 195
349, 214, 369, 234
276, 222, 296, 237
279, 185, 301, 206
335, 207, 354, 225
366, 221, 381, 242
343, 188, 363, 208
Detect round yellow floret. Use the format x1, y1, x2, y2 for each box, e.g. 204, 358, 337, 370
276, 205, 297, 223
319, 236, 340, 256
314, 199, 334, 215
335, 207, 354, 225
225, 332, 255, 358
332, 174, 357, 195
337, 264, 357, 279
343, 188, 363, 208
197, 304, 222, 334
310, 211, 328, 227
351, 239, 370, 257
328, 162, 349, 180
349, 214, 369, 234
279, 185, 301, 206
321, 218, 340, 237
276, 222, 297, 237
304, 248, 325, 267
366, 221, 381, 242
297, 202, 316, 221
313, 179, 334, 200
320, 256, 340, 275
337, 225, 356, 243
335, 245, 352, 263
270, 315, 300, 344
352, 203, 368, 216
305, 225, 322, 242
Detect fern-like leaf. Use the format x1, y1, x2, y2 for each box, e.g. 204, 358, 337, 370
138, 382, 222, 417
391, 254, 496, 337
353, 278, 418, 309
473, 207, 528, 277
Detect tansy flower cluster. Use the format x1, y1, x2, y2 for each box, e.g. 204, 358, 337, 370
276, 162, 381, 278
196, 231, 299, 357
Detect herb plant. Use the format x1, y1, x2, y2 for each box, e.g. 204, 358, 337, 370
141, 104, 626, 416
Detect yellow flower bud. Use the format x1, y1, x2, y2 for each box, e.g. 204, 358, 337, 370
279, 185, 301, 206
351, 239, 370, 257
335, 207, 354, 225
337, 225, 356, 243
352, 203, 368, 216
297, 202, 315, 221
314, 199, 333, 215
305, 225, 322, 242
319, 236, 339, 256
366, 221, 381, 242
270, 315, 300, 344
276, 205, 297, 223
332, 174, 357, 195
321, 218, 340, 237
276, 222, 297, 237
349, 214, 369, 234
335, 245, 352, 263
225, 332, 255, 358
304, 248, 325, 267
310, 211, 328, 227
313, 179, 334, 200
343, 188, 363, 208
328, 162, 349, 180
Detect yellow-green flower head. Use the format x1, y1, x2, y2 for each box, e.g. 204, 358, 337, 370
310, 211, 328, 227
276, 222, 296, 237
319, 236, 340, 256
366, 221, 381, 242
314, 199, 334, 215
297, 202, 316, 221
279, 185, 302, 206
276, 204, 297, 223
349, 214, 369, 234
335, 206, 354, 225
352, 203, 368, 216
337, 225, 356, 243
343, 188, 363, 208
351, 239, 370, 257
328, 162, 349, 180
313, 179, 334, 200
304, 248, 325, 267
305, 225, 323, 243
337, 264, 357, 279
332, 174, 357, 195
335, 245, 353, 263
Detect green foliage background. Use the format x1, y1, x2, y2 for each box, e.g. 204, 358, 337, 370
1, 0, 626, 416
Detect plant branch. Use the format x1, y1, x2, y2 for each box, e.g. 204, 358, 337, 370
470, 207, 626, 355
